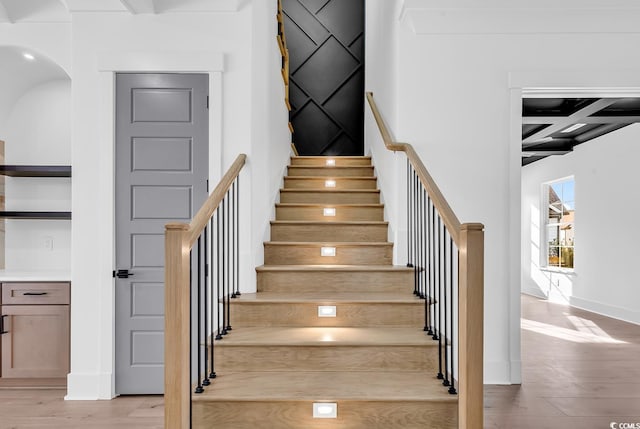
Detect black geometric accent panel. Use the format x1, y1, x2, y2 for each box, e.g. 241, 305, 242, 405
283, 0, 364, 156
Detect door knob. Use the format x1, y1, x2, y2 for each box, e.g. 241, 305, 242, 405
115, 269, 134, 279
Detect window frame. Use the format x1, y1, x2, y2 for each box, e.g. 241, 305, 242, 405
541, 176, 575, 272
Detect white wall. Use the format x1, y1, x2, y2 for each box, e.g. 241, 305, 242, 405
365, 0, 640, 384
3, 79, 71, 271
68, 2, 289, 399
522, 124, 640, 325
248, 0, 293, 272
364, 0, 406, 262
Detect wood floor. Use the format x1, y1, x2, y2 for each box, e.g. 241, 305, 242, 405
486, 294, 640, 428
0, 298, 638, 428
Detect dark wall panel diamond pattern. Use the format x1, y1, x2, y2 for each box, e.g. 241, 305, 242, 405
283, 0, 364, 156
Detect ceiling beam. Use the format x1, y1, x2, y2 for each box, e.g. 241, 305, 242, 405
523, 115, 640, 125
0, 0, 14, 23
522, 98, 619, 146
120, 0, 155, 14
522, 150, 573, 157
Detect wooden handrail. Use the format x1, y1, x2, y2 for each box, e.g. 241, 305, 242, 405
277, 0, 297, 152
366, 92, 462, 245
366, 91, 484, 429
165, 153, 246, 429
187, 154, 246, 246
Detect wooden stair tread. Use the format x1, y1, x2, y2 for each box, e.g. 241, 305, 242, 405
232, 292, 422, 303
193, 371, 456, 402
285, 176, 377, 180
288, 166, 373, 170
280, 189, 380, 193
276, 203, 383, 207
214, 327, 435, 347
271, 220, 388, 225
292, 156, 371, 160
265, 241, 391, 246
256, 265, 413, 272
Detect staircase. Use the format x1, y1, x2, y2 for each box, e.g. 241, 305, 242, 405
191, 156, 458, 428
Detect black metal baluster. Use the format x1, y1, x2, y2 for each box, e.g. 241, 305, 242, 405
437, 216, 444, 381
221, 198, 229, 336
406, 159, 411, 268
216, 208, 224, 341
420, 187, 426, 323
417, 178, 423, 300
449, 239, 457, 395
225, 191, 232, 333
194, 239, 204, 394
423, 186, 428, 300
202, 228, 210, 387
422, 188, 428, 332
208, 217, 217, 379
235, 177, 241, 297
412, 169, 420, 297
432, 204, 438, 341
425, 196, 432, 334
231, 182, 237, 299
443, 230, 450, 387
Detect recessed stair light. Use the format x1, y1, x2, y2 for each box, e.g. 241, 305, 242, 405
326, 159, 336, 166
323, 207, 336, 217
318, 305, 337, 317
320, 246, 336, 257
313, 402, 337, 418
325, 179, 336, 188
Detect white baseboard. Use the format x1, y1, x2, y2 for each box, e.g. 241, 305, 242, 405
484, 360, 512, 384
570, 295, 640, 326
521, 287, 547, 299
65, 372, 115, 400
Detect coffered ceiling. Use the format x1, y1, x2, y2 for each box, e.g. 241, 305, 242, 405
522, 97, 640, 166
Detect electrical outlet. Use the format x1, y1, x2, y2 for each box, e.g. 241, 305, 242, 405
44, 236, 54, 250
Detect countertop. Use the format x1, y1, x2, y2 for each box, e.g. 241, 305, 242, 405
0, 270, 71, 282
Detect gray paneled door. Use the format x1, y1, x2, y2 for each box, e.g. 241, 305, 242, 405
115, 73, 208, 394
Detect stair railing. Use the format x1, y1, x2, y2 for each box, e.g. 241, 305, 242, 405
276, 0, 298, 155
164, 154, 246, 429
366, 92, 484, 429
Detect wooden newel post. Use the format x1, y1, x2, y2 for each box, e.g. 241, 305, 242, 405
458, 223, 484, 429
165, 222, 191, 429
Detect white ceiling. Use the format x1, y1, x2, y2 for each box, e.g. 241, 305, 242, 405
0, 0, 240, 22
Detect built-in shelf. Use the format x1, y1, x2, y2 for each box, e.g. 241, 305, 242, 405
0, 211, 71, 220
0, 165, 71, 178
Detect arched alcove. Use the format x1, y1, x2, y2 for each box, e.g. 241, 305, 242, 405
0, 45, 71, 271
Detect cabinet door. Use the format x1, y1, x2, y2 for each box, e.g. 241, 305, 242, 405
1, 305, 69, 378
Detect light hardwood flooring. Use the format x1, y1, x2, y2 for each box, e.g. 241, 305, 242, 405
1, 294, 638, 428
486, 294, 640, 428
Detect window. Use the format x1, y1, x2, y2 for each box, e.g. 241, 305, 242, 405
544, 178, 574, 269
